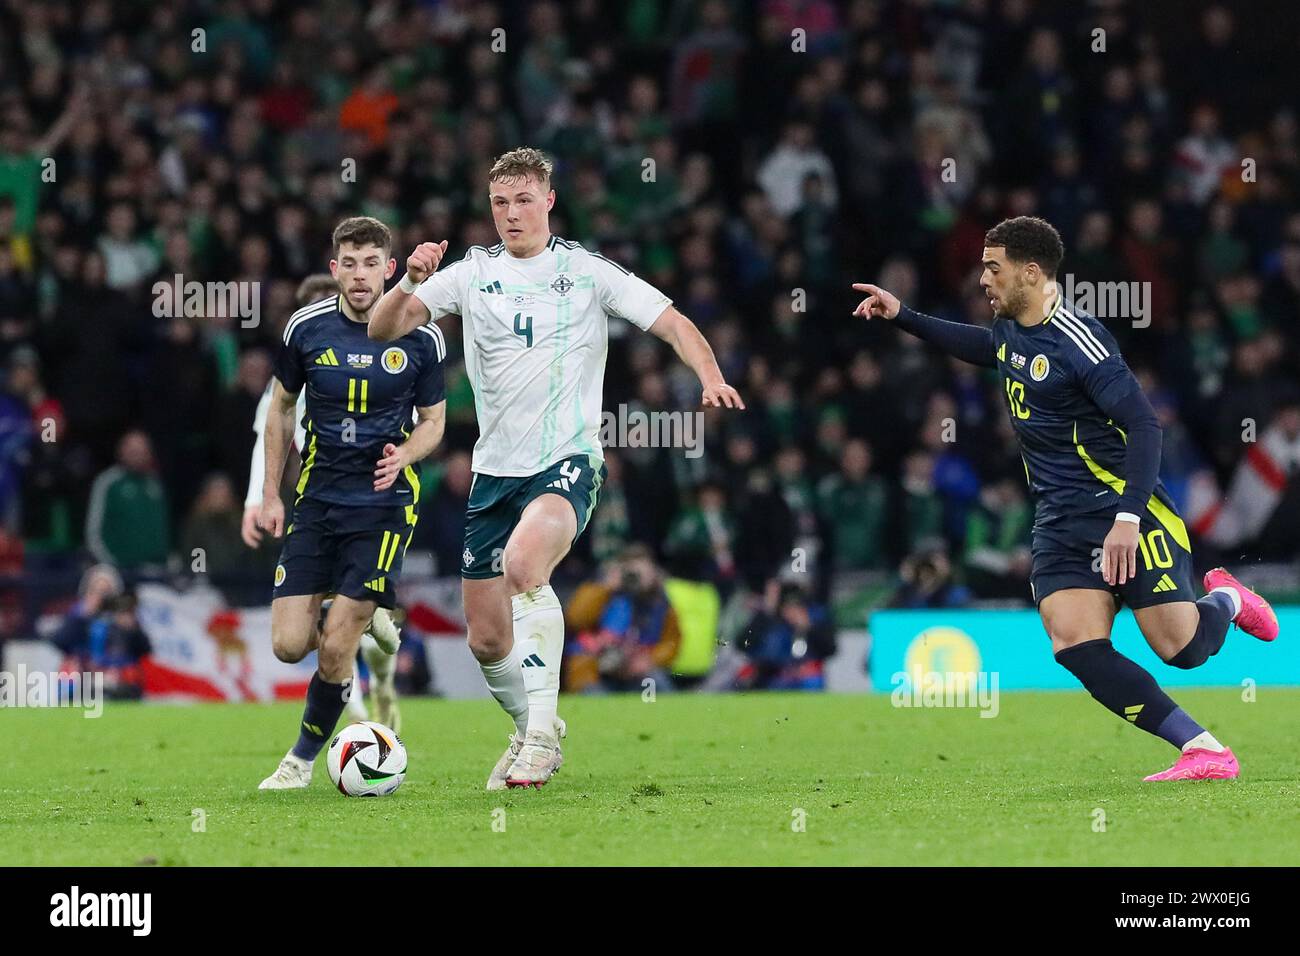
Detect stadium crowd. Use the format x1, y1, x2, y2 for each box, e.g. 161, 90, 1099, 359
2, 0, 1299, 690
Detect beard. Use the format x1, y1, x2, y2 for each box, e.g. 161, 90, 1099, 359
1000, 280, 1029, 318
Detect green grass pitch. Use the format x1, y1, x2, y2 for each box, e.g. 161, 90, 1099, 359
4, 689, 1298, 866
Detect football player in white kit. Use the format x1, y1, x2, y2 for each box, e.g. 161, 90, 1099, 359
243, 274, 404, 732
369, 147, 743, 789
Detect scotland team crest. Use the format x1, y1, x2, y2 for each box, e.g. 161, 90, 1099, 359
381, 347, 408, 374
1030, 354, 1050, 381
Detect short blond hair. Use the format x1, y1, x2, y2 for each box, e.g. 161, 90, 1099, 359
488, 147, 553, 188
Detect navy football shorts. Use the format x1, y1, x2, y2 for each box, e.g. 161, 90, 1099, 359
1030, 492, 1195, 609
272, 496, 417, 609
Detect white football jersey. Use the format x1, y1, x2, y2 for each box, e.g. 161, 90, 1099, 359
245, 382, 308, 508
414, 236, 671, 477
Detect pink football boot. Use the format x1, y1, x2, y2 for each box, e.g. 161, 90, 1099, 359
1144, 747, 1240, 782
1204, 568, 1279, 642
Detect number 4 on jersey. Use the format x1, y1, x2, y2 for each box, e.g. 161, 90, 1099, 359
513, 312, 533, 347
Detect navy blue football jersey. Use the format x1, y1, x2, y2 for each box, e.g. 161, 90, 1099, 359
273, 295, 446, 507
992, 297, 1165, 522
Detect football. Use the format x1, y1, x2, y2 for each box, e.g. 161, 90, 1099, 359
326, 722, 407, 797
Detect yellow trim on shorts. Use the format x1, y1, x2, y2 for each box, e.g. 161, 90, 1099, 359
1072, 423, 1191, 552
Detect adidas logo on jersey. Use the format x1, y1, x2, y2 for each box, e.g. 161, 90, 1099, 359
315, 348, 339, 366
479, 280, 503, 294
1152, 573, 1178, 593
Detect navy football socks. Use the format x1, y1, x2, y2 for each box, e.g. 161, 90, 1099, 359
1055, 638, 1205, 748
1167, 591, 1234, 669
291, 672, 352, 761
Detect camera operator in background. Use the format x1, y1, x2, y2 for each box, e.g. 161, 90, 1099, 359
736, 579, 837, 690
563, 544, 681, 693
52, 564, 151, 699
889, 544, 972, 609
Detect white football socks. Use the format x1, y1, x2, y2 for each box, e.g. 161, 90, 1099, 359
1211, 585, 1243, 620
360, 632, 395, 691
513, 584, 564, 739
1183, 730, 1226, 753
480, 644, 529, 737
345, 660, 368, 721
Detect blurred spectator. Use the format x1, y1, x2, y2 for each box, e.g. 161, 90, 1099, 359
85, 430, 170, 572
52, 566, 150, 700
735, 580, 836, 690
393, 630, 432, 697
816, 438, 888, 571
663, 479, 736, 585
962, 477, 1033, 599
414, 451, 473, 577
563, 544, 681, 693
757, 120, 838, 218
890, 546, 972, 609
181, 473, 247, 585
51, 564, 124, 662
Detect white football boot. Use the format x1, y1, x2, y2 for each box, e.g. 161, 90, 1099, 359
485, 733, 525, 792
505, 717, 567, 789
365, 607, 402, 655
487, 718, 565, 791
258, 751, 312, 790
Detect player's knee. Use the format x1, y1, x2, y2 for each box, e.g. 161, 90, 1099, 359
502, 550, 549, 595
465, 620, 510, 661
270, 627, 310, 664
1046, 623, 1097, 657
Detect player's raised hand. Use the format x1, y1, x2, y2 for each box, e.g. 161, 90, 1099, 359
406, 240, 449, 284
1101, 519, 1139, 586
257, 496, 286, 539
702, 382, 745, 409
241, 506, 264, 548
851, 283, 901, 320
374, 442, 409, 491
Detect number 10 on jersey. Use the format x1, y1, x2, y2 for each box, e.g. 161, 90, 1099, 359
513, 312, 533, 347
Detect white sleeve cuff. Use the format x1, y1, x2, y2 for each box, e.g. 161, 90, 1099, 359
1115, 512, 1141, 525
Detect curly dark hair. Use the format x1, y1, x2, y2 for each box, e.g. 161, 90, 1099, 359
984, 216, 1065, 277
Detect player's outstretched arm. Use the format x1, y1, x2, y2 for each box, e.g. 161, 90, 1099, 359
369, 240, 448, 342
241, 385, 272, 547
852, 282, 997, 368
646, 306, 745, 409
257, 379, 298, 538
374, 400, 446, 492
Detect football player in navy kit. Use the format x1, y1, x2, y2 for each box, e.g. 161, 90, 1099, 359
852, 216, 1278, 781
256, 217, 447, 790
